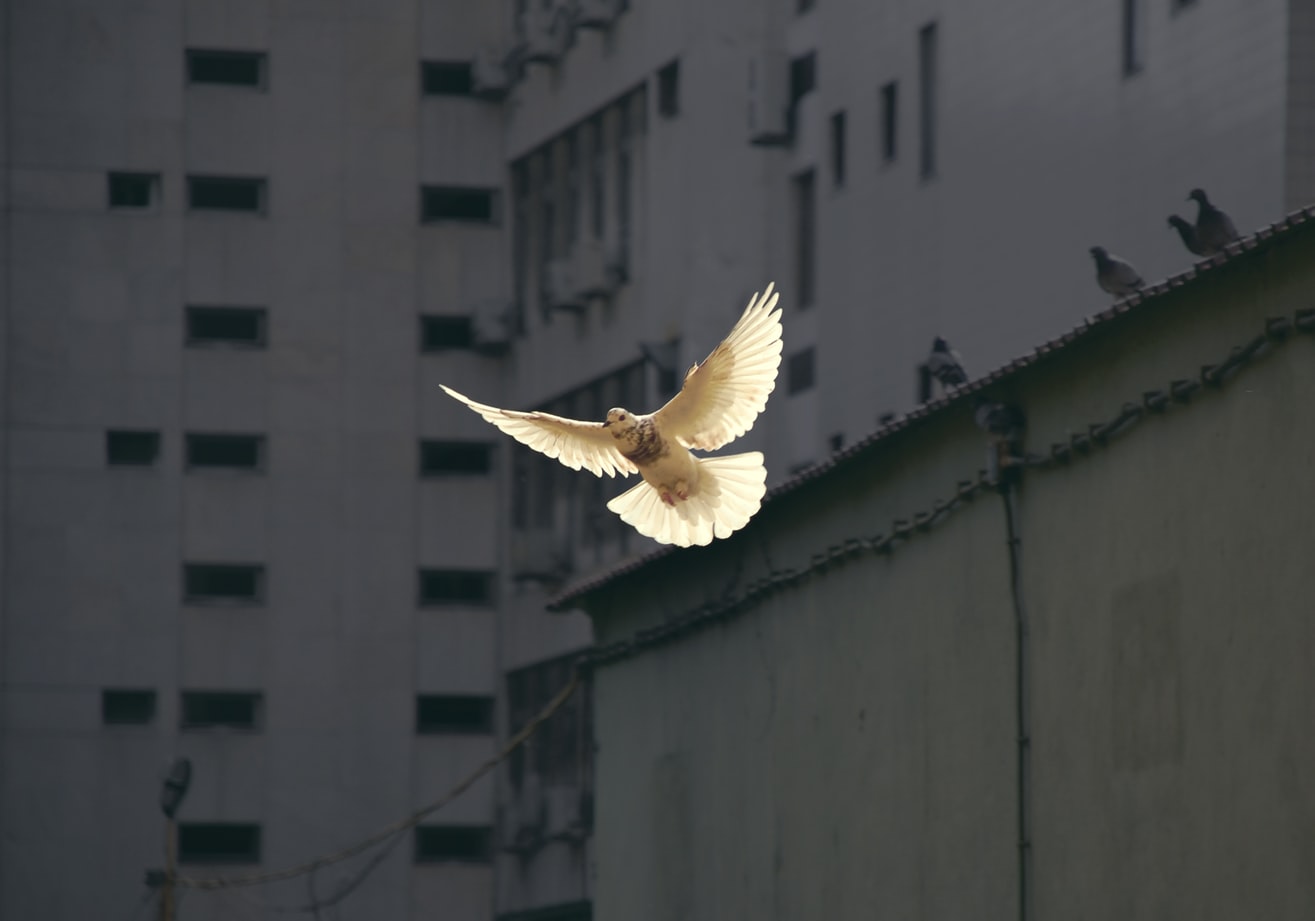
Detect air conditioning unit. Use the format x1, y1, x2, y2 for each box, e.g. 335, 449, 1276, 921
747, 48, 790, 146
511, 528, 571, 580
470, 298, 512, 354
545, 257, 585, 312
573, 0, 620, 29
471, 46, 511, 100
522, 6, 568, 65
571, 238, 612, 298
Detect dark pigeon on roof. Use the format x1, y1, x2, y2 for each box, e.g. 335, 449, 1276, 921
1168, 214, 1206, 257
1189, 188, 1240, 256
1089, 246, 1144, 298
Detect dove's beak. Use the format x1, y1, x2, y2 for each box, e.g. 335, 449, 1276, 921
601, 420, 612, 428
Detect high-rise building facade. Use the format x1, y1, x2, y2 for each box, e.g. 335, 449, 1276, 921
2, 1, 1311, 920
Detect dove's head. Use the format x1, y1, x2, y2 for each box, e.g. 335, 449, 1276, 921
603, 408, 639, 437
1187, 188, 1208, 204
1089, 246, 1108, 261
931, 336, 949, 353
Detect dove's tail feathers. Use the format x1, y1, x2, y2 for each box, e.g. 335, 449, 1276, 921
607, 452, 767, 548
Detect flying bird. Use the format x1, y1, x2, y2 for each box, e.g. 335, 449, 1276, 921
1167, 215, 1206, 257
441, 284, 784, 548
1089, 246, 1144, 298
1188, 188, 1239, 256
926, 337, 968, 389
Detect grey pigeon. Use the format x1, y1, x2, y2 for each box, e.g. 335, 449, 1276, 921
1089, 246, 1144, 298
1188, 188, 1239, 256
926, 337, 968, 388
1167, 215, 1206, 257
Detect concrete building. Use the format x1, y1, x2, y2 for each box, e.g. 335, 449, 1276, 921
554, 208, 1315, 921
2, 1, 1313, 920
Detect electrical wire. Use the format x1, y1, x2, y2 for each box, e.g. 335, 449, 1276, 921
174, 668, 581, 892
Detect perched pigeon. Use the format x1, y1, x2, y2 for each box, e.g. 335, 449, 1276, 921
1188, 188, 1239, 256
926, 337, 968, 388
442, 284, 783, 548
1167, 215, 1206, 257
1089, 246, 1144, 298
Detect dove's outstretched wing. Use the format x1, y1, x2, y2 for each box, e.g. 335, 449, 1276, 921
652, 283, 783, 452
440, 385, 638, 478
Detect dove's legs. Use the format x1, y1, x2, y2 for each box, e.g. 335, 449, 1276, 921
607, 452, 767, 547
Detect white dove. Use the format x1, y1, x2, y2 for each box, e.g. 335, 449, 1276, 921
440, 283, 784, 548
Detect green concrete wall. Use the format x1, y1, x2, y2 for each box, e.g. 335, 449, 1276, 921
576, 226, 1315, 921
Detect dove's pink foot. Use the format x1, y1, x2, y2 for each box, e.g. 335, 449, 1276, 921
675, 485, 690, 501
660, 491, 675, 507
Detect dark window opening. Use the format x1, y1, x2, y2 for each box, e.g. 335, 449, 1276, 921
184, 564, 265, 604
186, 49, 266, 88
185, 306, 267, 347
918, 22, 938, 178
188, 176, 266, 213
420, 315, 475, 351
418, 568, 495, 606
793, 170, 816, 308
788, 347, 816, 395
789, 52, 816, 107
616, 101, 632, 274
415, 695, 495, 734
1122, 0, 1143, 75
588, 115, 606, 239
106, 430, 161, 467
657, 59, 680, 117
880, 81, 898, 162
422, 186, 498, 223
108, 172, 158, 209
830, 110, 846, 187
180, 692, 262, 730
565, 131, 581, 246
186, 434, 265, 471
178, 823, 262, 864
414, 825, 493, 863
421, 60, 474, 96
420, 441, 494, 476
102, 689, 156, 725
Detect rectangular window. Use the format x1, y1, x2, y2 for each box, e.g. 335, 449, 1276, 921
414, 825, 493, 864
421, 60, 474, 96
589, 115, 606, 239
657, 59, 680, 117
185, 434, 265, 471
183, 564, 265, 604
178, 823, 262, 864
421, 185, 498, 223
793, 170, 816, 308
788, 347, 816, 395
830, 110, 846, 187
565, 131, 581, 247
107, 172, 159, 209
420, 315, 475, 351
880, 81, 898, 162
188, 176, 266, 213
186, 49, 267, 88
106, 430, 161, 467
789, 52, 816, 106
185, 306, 267, 348
180, 691, 263, 730
616, 101, 632, 273
420, 441, 494, 476
1123, 0, 1144, 75
415, 695, 495, 734
418, 568, 495, 606
918, 22, 938, 179
102, 689, 156, 725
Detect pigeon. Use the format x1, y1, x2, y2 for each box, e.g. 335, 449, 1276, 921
1089, 246, 1144, 298
1167, 215, 1206, 257
1188, 188, 1239, 256
441, 284, 783, 548
926, 337, 968, 388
